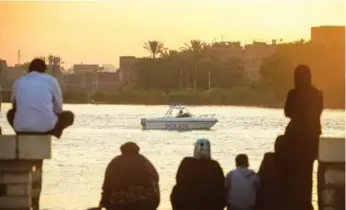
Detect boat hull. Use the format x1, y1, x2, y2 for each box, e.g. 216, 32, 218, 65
141, 117, 218, 130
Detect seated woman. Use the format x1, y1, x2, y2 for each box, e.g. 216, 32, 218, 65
99, 142, 160, 210
255, 135, 289, 210
170, 138, 225, 210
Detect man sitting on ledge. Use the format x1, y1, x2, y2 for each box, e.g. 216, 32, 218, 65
7, 58, 74, 138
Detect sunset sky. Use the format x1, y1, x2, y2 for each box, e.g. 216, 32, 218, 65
0, 0, 345, 68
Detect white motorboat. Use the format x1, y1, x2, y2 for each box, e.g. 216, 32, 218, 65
141, 105, 218, 130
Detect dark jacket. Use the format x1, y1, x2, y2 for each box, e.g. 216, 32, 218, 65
100, 153, 160, 210
255, 152, 288, 210
284, 86, 323, 136
284, 85, 323, 160
171, 157, 225, 210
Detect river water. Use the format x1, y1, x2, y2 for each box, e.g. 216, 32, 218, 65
0, 104, 344, 210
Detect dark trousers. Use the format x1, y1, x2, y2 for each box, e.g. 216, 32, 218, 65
286, 135, 318, 210
7, 109, 74, 138
287, 157, 314, 210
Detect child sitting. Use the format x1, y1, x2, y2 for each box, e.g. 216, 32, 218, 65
225, 154, 260, 210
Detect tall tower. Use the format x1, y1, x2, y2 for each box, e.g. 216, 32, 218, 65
17, 50, 21, 65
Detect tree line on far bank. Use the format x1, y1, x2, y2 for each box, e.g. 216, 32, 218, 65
0, 39, 344, 109
131, 39, 344, 109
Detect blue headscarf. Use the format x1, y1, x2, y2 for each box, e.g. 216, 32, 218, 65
193, 138, 211, 159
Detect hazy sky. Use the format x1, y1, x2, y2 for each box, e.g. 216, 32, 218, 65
1, 0, 345, 68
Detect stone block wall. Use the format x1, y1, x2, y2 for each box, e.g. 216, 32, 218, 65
0, 135, 51, 210
318, 137, 345, 210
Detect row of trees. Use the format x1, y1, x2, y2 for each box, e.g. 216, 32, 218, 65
136, 40, 244, 91
17, 55, 63, 75
134, 39, 344, 108
259, 40, 344, 108
1, 39, 343, 108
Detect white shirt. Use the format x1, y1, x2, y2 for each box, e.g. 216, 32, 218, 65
11, 71, 63, 132
225, 167, 260, 209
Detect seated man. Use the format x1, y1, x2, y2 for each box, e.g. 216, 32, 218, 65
99, 142, 160, 210
7, 58, 74, 138
7, 58, 74, 210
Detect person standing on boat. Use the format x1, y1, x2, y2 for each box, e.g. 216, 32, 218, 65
170, 138, 225, 210
284, 64, 323, 210
99, 142, 160, 210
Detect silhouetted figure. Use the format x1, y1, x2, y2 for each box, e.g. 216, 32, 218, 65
6, 58, 74, 210
255, 135, 288, 210
284, 65, 323, 210
225, 154, 260, 210
99, 142, 160, 210
176, 110, 183, 117
170, 138, 225, 210
7, 58, 74, 138
0, 84, 2, 135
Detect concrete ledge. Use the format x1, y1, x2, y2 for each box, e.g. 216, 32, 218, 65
5, 184, 31, 196
0, 160, 35, 172
0, 172, 31, 184
0, 136, 16, 160
0, 135, 52, 160
0, 209, 32, 210
325, 169, 345, 186
18, 135, 51, 159
318, 137, 345, 163
318, 137, 345, 210
0, 196, 31, 208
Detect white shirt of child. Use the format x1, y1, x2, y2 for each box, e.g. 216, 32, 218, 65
225, 167, 260, 209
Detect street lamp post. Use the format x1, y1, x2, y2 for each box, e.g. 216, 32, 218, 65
208, 69, 211, 91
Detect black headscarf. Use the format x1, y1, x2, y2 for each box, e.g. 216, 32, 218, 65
120, 141, 140, 155
294, 64, 312, 90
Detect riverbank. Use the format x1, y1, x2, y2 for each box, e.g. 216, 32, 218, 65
1, 88, 344, 109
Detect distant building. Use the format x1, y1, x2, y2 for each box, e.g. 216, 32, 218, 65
118, 56, 138, 85
243, 40, 276, 81
47, 65, 63, 81
1, 67, 26, 90
210, 42, 244, 61
62, 63, 121, 92
101, 64, 118, 73
209, 40, 276, 81
72, 64, 99, 74
311, 26, 345, 47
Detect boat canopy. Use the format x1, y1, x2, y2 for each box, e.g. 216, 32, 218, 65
165, 105, 193, 117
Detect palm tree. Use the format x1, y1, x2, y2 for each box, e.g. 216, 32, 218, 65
143, 41, 166, 59
46, 55, 63, 77
160, 49, 179, 58
47, 54, 54, 66
181, 40, 208, 53
180, 40, 209, 90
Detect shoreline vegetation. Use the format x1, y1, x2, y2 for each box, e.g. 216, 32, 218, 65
1, 88, 344, 110
1, 39, 344, 110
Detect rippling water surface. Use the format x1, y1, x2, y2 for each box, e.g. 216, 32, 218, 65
0, 104, 344, 210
